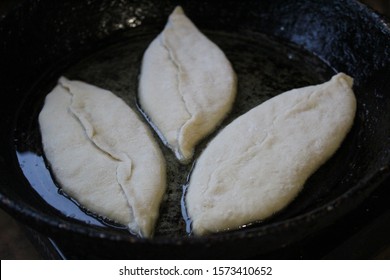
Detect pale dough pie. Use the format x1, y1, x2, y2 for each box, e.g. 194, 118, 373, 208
186, 73, 356, 235
138, 6, 237, 163
39, 77, 166, 237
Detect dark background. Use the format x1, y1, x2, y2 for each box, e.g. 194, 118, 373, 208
0, 0, 389, 259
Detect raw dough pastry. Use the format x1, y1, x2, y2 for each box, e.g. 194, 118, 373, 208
138, 6, 237, 163
186, 73, 356, 235
39, 77, 166, 238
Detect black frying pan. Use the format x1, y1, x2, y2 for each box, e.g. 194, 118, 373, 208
1, 0, 390, 259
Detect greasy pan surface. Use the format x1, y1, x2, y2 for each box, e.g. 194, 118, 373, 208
1, 0, 390, 258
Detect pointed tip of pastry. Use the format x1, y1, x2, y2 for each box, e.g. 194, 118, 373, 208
333, 72, 354, 88
58, 76, 70, 85
172, 6, 185, 16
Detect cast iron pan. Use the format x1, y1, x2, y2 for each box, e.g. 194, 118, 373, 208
1, 0, 390, 259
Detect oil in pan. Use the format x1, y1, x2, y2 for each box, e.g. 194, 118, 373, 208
14, 27, 335, 238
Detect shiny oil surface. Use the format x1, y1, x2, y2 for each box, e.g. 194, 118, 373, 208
14, 28, 335, 237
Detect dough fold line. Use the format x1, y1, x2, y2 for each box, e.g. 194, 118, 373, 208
160, 32, 193, 160
60, 81, 136, 224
